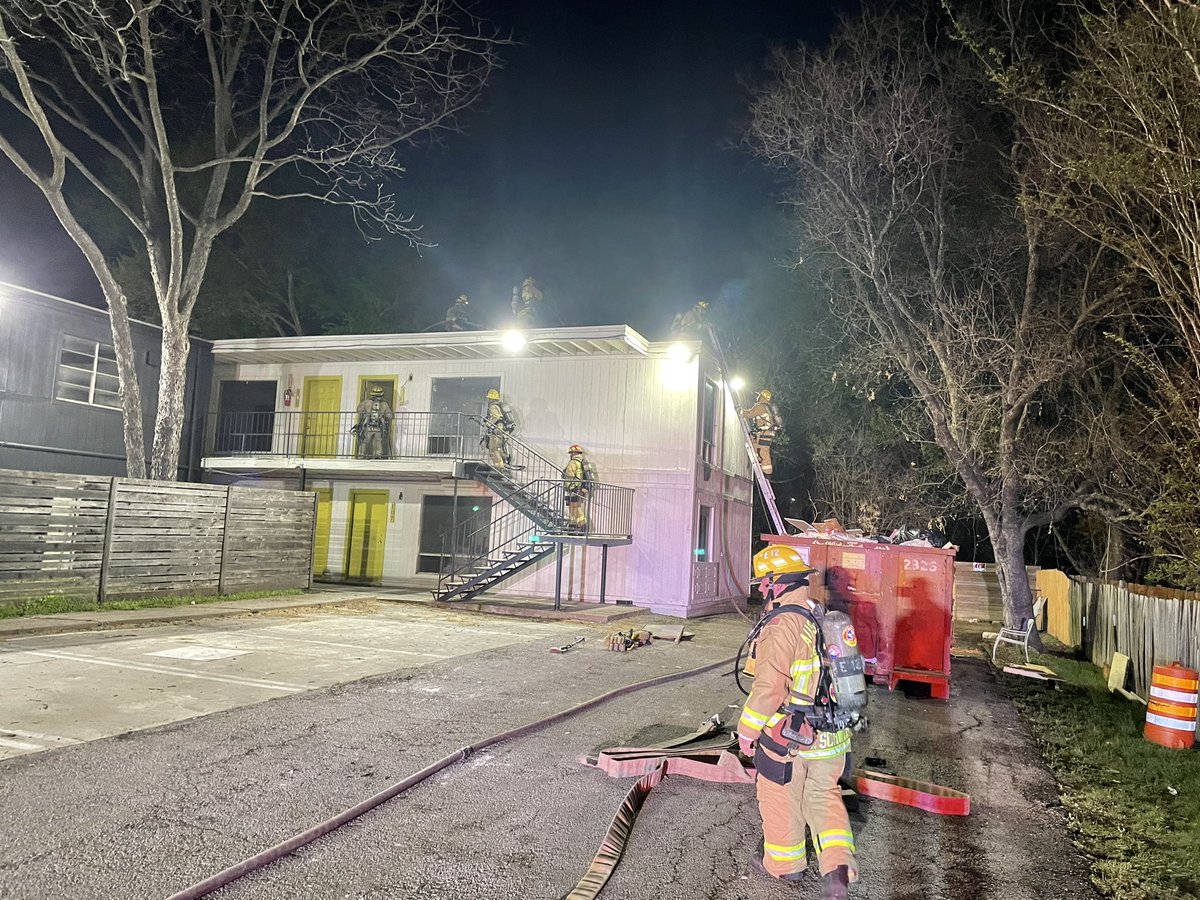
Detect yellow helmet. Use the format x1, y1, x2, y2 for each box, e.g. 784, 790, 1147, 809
486, 389, 500, 400
752, 544, 814, 579
697, 300, 710, 309
759, 389, 772, 401
370, 385, 384, 397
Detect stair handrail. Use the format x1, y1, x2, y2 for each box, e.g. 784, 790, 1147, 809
435, 481, 564, 597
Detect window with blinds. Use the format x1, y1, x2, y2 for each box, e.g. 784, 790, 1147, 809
55, 335, 121, 410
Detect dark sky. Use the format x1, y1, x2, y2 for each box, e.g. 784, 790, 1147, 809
0, 0, 855, 337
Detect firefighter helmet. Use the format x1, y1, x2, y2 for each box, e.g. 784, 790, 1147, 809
568, 444, 583, 455
486, 389, 500, 400
697, 300, 709, 309
369, 385, 385, 397
752, 545, 816, 581
759, 389, 773, 401
456, 294, 469, 305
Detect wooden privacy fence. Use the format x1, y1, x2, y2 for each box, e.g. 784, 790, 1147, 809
1038, 569, 1200, 699
0, 468, 316, 607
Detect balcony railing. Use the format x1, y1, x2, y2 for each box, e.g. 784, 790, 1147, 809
205, 410, 485, 461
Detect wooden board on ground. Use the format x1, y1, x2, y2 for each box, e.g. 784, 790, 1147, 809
1003, 663, 1062, 682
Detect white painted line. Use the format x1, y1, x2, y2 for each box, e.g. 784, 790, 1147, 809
11, 650, 306, 693
0, 737, 42, 751
1, 728, 81, 746
205, 630, 452, 659
148, 647, 251, 661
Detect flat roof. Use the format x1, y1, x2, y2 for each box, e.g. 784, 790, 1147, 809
209, 324, 673, 364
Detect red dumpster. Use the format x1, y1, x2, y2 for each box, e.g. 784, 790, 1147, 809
763, 533, 957, 700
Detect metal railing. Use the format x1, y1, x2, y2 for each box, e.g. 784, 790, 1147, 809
434, 479, 635, 595
205, 410, 484, 460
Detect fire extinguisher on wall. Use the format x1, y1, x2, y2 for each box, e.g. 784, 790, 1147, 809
283, 374, 294, 407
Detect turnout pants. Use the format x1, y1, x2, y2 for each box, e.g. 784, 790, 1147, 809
755, 745, 857, 880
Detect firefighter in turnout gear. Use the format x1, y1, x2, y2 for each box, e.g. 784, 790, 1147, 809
446, 294, 470, 331
671, 300, 710, 340
512, 276, 542, 327
353, 385, 394, 459
562, 444, 593, 530
483, 389, 517, 470
738, 545, 860, 898
740, 389, 782, 475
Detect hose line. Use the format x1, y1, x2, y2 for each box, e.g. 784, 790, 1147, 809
165, 654, 736, 900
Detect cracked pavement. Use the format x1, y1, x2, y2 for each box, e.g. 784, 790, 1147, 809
0, 605, 1098, 899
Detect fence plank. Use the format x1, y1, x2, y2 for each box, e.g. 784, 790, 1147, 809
0, 468, 315, 610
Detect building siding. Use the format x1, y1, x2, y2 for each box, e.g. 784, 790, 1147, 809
208, 332, 753, 616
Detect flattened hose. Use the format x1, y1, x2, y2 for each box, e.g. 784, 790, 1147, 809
165, 654, 736, 900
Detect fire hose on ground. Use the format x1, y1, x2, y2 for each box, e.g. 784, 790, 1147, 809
166, 652, 971, 900
164, 655, 737, 900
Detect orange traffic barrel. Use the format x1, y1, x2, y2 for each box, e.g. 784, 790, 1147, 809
1145, 662, 1198, 749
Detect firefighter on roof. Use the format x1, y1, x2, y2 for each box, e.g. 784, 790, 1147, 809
483, 389, 517, 470
512, 276, 542, 327
353, 385, 393, 460
562, 444, 594, 530
740, 389, 782, 475
671, 299, 710, 339
737, 544, 862, 898
446, 294, 470, 331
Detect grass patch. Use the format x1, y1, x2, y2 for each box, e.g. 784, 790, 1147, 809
997, 644, 1200, 899
0, 589, 301, 621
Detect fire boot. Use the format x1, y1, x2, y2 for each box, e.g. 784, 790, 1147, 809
822, 865, 850, 900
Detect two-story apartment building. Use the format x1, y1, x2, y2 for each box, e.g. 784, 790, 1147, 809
0, 283, 212, 478
201, 325, 753, 617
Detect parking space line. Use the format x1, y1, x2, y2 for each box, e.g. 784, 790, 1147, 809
184, 631, 453, 659
11, 650, 307, 693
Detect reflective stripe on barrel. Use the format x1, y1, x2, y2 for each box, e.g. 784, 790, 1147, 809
1144, 662, 1199, 750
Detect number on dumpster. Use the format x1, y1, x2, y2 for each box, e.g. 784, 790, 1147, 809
903, 558, 939, 573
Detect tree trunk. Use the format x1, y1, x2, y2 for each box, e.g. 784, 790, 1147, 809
990, 517, 1042, 650
102, 287, 148, 479
148, 319, 191, 481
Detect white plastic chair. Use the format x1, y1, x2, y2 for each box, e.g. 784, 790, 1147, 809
992, 596, 1047, 663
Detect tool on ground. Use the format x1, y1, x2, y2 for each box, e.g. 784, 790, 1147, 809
604, 629, 651, 652
551, 637, 585, 654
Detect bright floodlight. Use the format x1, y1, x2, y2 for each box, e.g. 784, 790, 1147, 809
668, 342, 693, 363
730, 376, 746, 391
502, 329, 526, 352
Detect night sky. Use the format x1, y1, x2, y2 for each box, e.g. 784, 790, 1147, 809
0, 0, 856, 339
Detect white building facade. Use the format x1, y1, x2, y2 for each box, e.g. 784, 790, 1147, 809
201, 325, 753, 617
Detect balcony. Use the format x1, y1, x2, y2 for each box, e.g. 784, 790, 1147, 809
202, 410, 485, 473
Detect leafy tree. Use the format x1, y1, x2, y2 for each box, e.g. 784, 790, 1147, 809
747, 9, 1124, 633
959, 0, 1200, 588
0, 1, 499, 478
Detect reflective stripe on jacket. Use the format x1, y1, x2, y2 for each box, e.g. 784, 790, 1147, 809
737, 603, 850, 760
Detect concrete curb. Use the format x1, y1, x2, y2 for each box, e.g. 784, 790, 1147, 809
0, 594, 378, 640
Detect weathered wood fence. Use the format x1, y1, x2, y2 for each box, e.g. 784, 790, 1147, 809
1038, 569, 1200, 698
0, 468, 316, 607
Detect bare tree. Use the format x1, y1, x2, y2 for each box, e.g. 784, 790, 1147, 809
747, 11, 1122, 633
0, 1, 499, 478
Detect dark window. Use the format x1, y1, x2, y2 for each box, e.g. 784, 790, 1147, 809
696, 505, 712, 562
417, 495, 493, 573
701, 378, 717, 463
55, 335, 121, 411
428, 376, 499, 455
215, 380, 277, 453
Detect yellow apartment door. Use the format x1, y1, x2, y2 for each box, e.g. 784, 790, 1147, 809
302, 376, 342, 457
312, 488, 333, 577
346, 490, 389, 583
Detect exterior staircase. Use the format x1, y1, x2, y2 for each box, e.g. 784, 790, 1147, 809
433, 421, 632, 604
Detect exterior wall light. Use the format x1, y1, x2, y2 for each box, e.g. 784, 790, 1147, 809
667, 342, 693, 363
730, 376, 745, 391
502, 330, 527, 352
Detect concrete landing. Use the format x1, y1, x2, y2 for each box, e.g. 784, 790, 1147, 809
434, 596, 646, 623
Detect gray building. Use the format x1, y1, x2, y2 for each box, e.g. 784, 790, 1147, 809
0, 283, 212, 479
